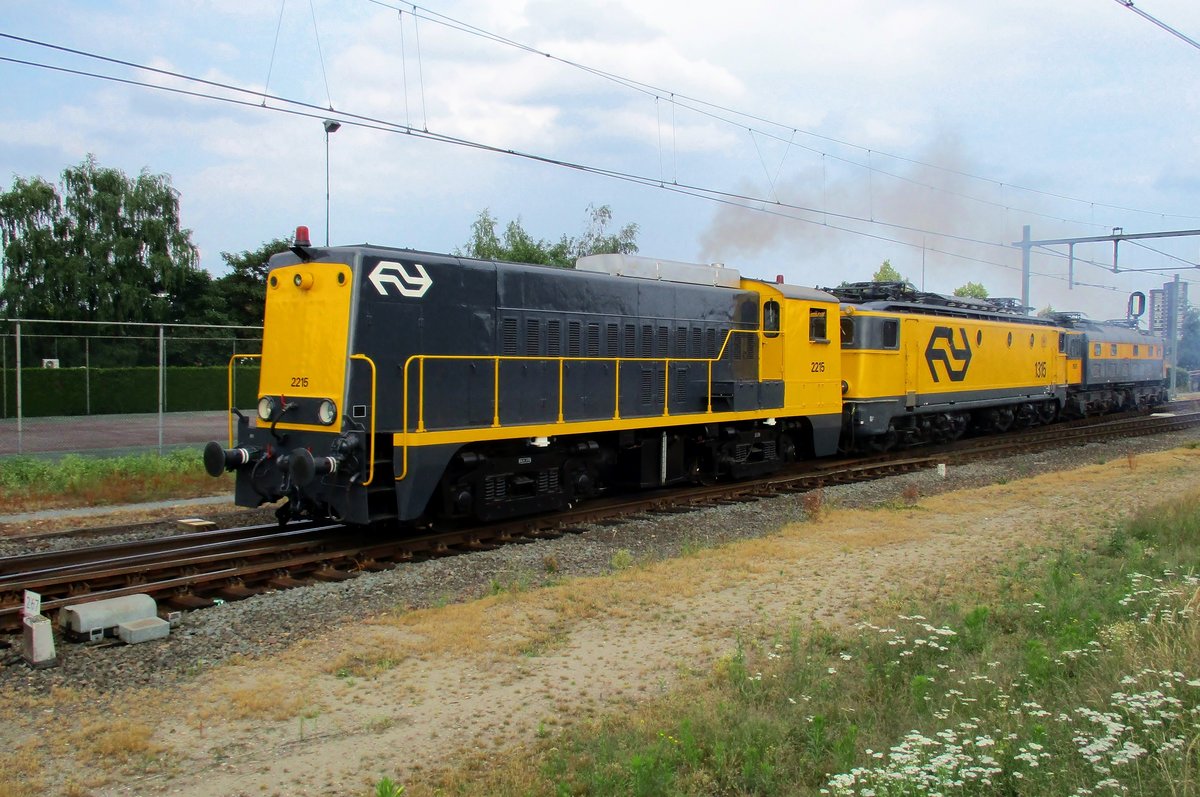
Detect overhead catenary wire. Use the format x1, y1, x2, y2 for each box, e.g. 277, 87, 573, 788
0, 45, 1187, 295
1112, 0, 1200, 53
0, 32, 1051, 259
261, 0, 288, 105
0, 32, 1194, 294
307, 0, 334, 109
364, 0, 1200, 228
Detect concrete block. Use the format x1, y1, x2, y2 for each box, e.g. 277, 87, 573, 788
61, 594, 157, 641
22, 615, 57, 668
117, 616, 170, 645
177, 518, 217, 530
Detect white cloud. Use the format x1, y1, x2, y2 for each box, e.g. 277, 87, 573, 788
3, 0, 1200, 319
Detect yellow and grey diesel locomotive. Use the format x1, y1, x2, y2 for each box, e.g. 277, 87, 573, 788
206, 230, 845, 525
205, 232, 1167, 526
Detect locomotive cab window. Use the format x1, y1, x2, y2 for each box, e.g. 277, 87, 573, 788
881, 319, 900, 350
763, 300, 780, 338
809, 308, 828, 343
1058, 333, 1066, 353
840, 317, 855, 347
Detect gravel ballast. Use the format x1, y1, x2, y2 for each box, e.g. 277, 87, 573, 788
2, 427, 1197, 697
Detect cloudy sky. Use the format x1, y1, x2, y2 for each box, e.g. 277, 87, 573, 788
3, 0, 1200, 319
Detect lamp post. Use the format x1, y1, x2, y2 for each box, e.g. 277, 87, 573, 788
323, 119, 341, 246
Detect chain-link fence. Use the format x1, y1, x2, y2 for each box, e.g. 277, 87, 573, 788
1, 319, 262, 457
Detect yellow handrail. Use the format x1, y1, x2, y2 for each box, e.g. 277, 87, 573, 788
396, 327, 768, 481
226, 353, 262, 447
349, 354, 377, 486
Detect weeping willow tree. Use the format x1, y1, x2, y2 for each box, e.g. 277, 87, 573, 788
0, 155, 201, 366
0, 154, 199, 323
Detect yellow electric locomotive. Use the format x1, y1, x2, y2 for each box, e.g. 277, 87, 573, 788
829, 282, 1167, 451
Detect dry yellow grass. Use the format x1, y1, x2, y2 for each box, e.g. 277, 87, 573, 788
207, 676, 311, 721
73, 717, 157, 760
0, 749, 46, 797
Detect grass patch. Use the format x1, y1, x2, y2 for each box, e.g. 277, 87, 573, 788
432, 490, 1200, 796
71, 718, 158, 763
206, 678, 310, 721
0, 448, 224, 512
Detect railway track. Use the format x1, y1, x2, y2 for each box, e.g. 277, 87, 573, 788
2, 407, 1197, 633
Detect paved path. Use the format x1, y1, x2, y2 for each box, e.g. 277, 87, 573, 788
0, 494, 235, 526
0, 410, 232, 457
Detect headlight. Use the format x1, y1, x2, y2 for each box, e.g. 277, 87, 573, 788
318, 399, 337, 425
258, 396, 275, 421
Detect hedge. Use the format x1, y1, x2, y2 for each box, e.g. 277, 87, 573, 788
0, 365, 261, 418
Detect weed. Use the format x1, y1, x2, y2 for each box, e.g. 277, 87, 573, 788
367, 716, 396, 734
374, 776, 405, 797
181, 658, 208, 678
801, 488, 824, 519
489, 570, 534, 596
298, 708, 320, 740
610, 548, 635, 571
900, 483, 920, 505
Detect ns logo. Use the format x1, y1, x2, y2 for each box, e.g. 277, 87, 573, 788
925, 326, 972, 382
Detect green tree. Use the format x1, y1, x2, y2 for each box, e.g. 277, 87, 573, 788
213, 237, 292, 328
0, 155, 199, 322
457, 204, 638, 267
872, 259, 905, 282
953, 281, 989, 299
0, 175, 60, 317
1036, 304, 1055, 318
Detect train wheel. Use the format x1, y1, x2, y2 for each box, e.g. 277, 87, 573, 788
1037, 402, 1058, 424
687, 452, 717, 485
866, 428, 897, 452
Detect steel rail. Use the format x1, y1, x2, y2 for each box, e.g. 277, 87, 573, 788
1, 406, 1197, 632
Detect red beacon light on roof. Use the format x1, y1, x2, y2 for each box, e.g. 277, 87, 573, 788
294, 225, 311, 248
